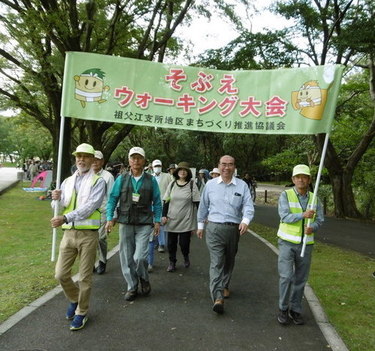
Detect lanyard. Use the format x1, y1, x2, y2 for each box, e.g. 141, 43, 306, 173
131, 175, 143, 194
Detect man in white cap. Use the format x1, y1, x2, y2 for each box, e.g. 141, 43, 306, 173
92, 150, 114, 274
148, 159, 171, 270
106, 147, 162, 301
277, 164, 324, 326
51, 143, 106, 331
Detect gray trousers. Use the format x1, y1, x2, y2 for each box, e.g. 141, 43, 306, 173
119, 223, 153, 291
205, 222, 240, 301
97, 222, 107, 263
278, 239, 313, 313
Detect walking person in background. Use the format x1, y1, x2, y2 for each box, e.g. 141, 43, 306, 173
167, 163, 176, 181
162, 162, 200, 272
197, 155, 254, 314
50, 143, 106, 331
148, 159, 171, 272
106, 147, 161, 302
209, 167, 220, 179
277, 164, 324, 325
92, 150, 114, 275
195, 169, 207, 194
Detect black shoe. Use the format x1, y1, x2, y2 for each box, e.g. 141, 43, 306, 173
289, 310, 304, 325
140, 278, 151, 296
213, 299, 224, 314
96, 261, 106, 275
277, 309, 289, 325
167, 262, 176, 272
372, 272, 375, 278
183, 256, 190, 268
125, 289, 138, 301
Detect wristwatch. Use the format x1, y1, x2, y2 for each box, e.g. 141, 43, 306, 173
63, 215, 68, 224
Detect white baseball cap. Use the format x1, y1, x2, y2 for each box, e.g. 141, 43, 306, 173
94, 150, 104, 159
72, 143, 95, 156
128, 147, 145, 158
152, 159, 162, 167
292, 164, 311, 177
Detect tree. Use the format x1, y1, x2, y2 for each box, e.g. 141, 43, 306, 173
0, 0, 244, 179
270, 0, 375, 218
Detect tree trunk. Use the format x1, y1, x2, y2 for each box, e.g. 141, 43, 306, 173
315, 134, 362, 218
52, 117, 72, 182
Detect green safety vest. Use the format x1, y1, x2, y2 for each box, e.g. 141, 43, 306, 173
62, 174, 101, 230
277, 188, 315, 245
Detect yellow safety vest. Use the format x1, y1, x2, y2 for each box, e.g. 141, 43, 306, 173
277, 188, 315, 245
62, 174, 101, 230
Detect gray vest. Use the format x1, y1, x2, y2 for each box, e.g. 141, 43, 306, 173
118, 172, 153, 225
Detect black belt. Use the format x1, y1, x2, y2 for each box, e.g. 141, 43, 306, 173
210, 221, 239, 226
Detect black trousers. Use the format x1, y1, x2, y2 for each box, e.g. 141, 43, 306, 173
168, 231, 191, 263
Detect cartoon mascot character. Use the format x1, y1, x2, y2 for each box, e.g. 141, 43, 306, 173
74, 68, 110, 108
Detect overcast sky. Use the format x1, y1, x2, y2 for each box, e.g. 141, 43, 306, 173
174, 0, 293, 64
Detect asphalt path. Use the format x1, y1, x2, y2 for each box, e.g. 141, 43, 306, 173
0, 234, 332, 351
253, 203, 375, 258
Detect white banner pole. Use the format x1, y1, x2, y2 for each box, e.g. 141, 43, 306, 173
300, 132, 330, 257
51, 115, 66, 262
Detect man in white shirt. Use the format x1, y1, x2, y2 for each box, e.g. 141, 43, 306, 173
148, 159, 171, 271
197, 155, 254, 314
92, 150, 114, 274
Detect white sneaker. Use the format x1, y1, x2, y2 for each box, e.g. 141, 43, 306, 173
148, 264, 153, 273
158, 245, 165, 253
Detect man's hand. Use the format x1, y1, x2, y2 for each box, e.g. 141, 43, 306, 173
105, 220, 115, 233
303, 209, 315, 219
51, 215, 64, 228
305, 226, 313, 235
51, 189, 62, 201
239, 223, 248, 236
161, 216, 168, 225
197, 229, 204, 239
153, 222, 161, 236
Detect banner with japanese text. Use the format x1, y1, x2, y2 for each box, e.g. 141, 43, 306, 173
61, 52, 344, 134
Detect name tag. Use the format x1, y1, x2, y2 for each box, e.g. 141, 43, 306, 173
132, 193, 140, 203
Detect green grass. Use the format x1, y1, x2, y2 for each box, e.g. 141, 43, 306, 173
250, 222, 375, 351
1, 184, 374, 350
0, 182, 118, 322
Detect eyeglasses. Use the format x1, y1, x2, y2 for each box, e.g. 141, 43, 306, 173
220, 163, 234, 168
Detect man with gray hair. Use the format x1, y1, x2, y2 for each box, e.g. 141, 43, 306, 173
51, 143, 106, 331
197, 155, 254, 314
106, 147, 162, 301
92, 150, 114, 274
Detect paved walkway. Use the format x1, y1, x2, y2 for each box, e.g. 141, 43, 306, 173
0, 172, 349, 350
0, 167, 21, 194
0, 234, 346, 351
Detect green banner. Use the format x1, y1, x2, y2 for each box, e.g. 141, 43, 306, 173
61, 52, 344, 135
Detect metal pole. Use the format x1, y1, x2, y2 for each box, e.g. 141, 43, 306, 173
51, 115, 65, 261
300, 132, 330, 257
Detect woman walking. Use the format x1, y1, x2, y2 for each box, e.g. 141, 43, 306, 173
162, 162, 200, 272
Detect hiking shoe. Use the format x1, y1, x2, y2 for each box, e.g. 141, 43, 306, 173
124, 290, 138, 301
167, 262, 176, 272
70, 315, 88, 331
148, 264, 154, 273
289, 310, 304, 325
158, 245, 165, 253
184, 257, 190, 268
66, 302, 78, 320
96, 261, 106, 275
140, 278, 151, 296
277, 309, 289, 325
213, 299, 224, 314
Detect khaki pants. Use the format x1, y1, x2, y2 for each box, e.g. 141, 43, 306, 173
55, 229, 98, 316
